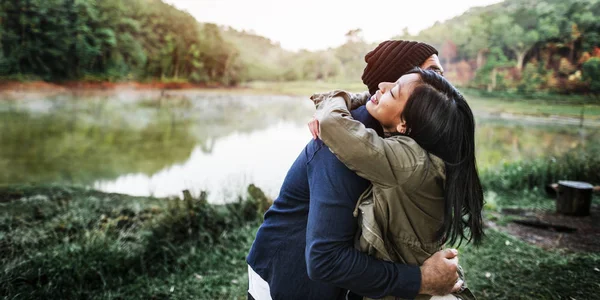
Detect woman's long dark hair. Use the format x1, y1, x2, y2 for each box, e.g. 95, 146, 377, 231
401, 67, 484, 246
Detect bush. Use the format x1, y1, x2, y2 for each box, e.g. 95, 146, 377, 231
0, 185, 263, 298
481, 143, 600, 192
582, 57, 600, 95
517, 62, 553, 94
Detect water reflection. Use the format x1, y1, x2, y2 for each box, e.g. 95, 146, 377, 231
1, 92, 596, 202
475, 119, 593, 170
94, 122, 311, 203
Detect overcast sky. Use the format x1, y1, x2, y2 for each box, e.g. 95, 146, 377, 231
164, 0, 503, 51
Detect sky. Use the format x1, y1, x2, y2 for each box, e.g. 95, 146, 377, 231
164, 0, 504, 52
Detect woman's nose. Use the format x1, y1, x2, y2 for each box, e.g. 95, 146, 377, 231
378, 82, 392, 92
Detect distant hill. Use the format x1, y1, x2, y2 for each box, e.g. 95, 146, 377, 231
2, 0, 598, 94
221, 27, 293, 81
391, 0, 600, 93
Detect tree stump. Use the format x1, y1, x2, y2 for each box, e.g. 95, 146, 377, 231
556, 181, 593, 216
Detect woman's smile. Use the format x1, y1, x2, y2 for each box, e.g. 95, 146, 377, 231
370, 95, 379, 105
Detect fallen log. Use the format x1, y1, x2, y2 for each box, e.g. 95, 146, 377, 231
512, 219, 577, 233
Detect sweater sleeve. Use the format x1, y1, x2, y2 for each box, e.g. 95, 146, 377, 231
304, 140, 421, 299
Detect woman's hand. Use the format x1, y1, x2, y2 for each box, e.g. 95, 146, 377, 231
308, 116, 320, 140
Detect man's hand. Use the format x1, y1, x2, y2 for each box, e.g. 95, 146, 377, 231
419, 249, 463, 296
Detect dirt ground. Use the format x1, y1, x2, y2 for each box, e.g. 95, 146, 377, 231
490, 205, 600, 253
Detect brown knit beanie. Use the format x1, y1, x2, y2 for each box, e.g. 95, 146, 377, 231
362, 40, 438, 95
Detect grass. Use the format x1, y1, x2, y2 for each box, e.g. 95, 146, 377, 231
460, 229, 600, 300
481, 142, 600, 193
457, 145, 600, 299
0, 184, 269, 299
2, 186, 598, 299
1, 145, 599, 299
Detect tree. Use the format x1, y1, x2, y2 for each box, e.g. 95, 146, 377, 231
462, 16, 492, 69
473, 47, 514, 91
491, 15, 539, 74
582, 57, 600, 95
335, 29, 370, 81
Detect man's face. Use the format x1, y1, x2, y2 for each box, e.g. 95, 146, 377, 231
419, 54, 444, 75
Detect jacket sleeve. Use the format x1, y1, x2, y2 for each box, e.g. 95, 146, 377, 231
305, 140, 421, 299
314, 93, 423, 188
310, 90, 371, 111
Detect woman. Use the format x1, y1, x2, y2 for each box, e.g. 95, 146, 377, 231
247, 40, 463, 300
309, 68, 483, 300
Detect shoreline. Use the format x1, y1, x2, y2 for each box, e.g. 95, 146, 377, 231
0, 80, 221, 91
2, 80, 600, 126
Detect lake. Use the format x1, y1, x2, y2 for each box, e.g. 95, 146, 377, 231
1, 90, 596, 203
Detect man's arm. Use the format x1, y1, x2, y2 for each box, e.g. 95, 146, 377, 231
304, 140, 421, 299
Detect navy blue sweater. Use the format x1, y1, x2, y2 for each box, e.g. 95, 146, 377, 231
246, 105, 421, 300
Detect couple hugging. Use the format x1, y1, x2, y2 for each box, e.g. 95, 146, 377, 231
247, 40, 484, 300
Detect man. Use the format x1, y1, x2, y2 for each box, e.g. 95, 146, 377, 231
247, 41, 458, 300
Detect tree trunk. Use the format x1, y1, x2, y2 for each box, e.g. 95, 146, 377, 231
488, 67, 497, 92
556, 181, 593, 216
515, 50, 526, 73
476, 50, 485, 69
569, 41, 575, 64
174, 49, 179, 79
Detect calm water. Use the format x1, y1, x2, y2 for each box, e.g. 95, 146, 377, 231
1, 91, 596, 203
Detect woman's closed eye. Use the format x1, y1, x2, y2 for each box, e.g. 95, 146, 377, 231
390, 84, 400, 98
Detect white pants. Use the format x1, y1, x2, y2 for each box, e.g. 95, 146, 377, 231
431, 295, 459, 300
248, 265, 272, 300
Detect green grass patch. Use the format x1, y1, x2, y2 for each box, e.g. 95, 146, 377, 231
481, 142, 600, 193
0, 184, 268, 299
460, 230, 600, 300
466, 144, 600, 299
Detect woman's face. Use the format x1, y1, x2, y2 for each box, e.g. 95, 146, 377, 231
365, 73, 421, 133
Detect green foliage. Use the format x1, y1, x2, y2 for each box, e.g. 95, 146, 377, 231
582, 57, 600, 93
394, 0, 600, 95
517, 61, 554, 93
472, 47, 514, 90
0, 184, 262, 299
1, 0, 599, 92
0, 0, 246, 84
481, 142, 600, 193
460, 229, 600, 299
490, 13, 540, 71
467, 139, 600, 299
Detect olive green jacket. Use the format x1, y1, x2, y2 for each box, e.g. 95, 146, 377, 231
310, 91, 474, 300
